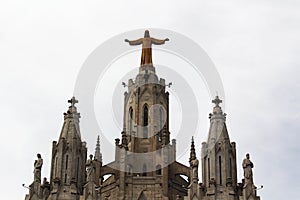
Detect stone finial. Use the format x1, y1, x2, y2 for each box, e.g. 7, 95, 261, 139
68, 96, 78, 107
94, 135, 102, 162
189, 137, 196, 162
212, 96, 222, 107
210, 96, 225, 117
64, 97, 80, 118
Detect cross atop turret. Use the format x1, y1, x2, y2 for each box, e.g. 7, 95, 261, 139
212, 96, 222, 107
68, 96, 78, 107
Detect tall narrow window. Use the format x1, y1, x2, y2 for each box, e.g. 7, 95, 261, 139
158, 108, 163, 141
55, 157, 58, 177
229, 158, 232, 178
76, 157, 80, 185
142, 164, 147, 176
219, 156, 222, 185
143, 105, 148, 138
208, 158, 210, 181
129, 108, 133, 137
65, 155, 69, 183
159, 108, 163, 131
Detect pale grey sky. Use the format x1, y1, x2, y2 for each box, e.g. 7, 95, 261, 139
0, 0, 299, 199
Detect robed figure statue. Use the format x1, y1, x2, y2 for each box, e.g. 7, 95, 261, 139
34, 153, 43, 183
125, 30, 169, 66
242, 153, 256, 199
86, 154, 95, 182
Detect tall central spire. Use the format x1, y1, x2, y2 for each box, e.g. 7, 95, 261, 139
125, 30, 169, 67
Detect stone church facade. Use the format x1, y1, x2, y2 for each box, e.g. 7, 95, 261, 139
24, 30, 261, 200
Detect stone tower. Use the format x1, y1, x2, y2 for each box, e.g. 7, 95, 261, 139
25, 97, 88, 200
195, 96, 261, 200
48, 97, 87, 200
200, 96, 238, 200
97, 30, 190, 200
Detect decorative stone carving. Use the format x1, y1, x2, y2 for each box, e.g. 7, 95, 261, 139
242, 153, 256, 199
86, 154, 95, 182
34, 153, 43, 183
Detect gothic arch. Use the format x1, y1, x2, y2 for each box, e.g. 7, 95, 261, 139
100, 165, 117, 177
171, 162, 190, 179
143, 104, 149, 138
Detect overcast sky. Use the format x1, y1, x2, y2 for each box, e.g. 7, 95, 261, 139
0, 0, 299, 199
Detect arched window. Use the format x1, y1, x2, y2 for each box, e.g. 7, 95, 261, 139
142, 164, 147, 176
143, 105, 148, 138
156, 164, 162, 175
158, 108, 163, 141
129, 107, 133, 137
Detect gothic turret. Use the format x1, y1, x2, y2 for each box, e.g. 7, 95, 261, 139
48, 97, 87, 199
201, 96, 238, 200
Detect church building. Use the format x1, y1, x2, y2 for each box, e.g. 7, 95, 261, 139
24, 30, 261, 200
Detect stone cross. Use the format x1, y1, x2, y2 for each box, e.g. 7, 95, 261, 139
212, 96, 222, 107
68, 96, 78, 107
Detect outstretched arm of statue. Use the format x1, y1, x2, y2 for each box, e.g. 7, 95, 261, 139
124, 38, 143, 45
151, 38, 169, 45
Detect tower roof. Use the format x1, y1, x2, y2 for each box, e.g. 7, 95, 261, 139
189, 137, 197, 162
60, 96, 81, 139
207, 96, 228, 148
94, 135, 102, 162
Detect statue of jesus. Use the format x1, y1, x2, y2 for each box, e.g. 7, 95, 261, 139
125, 30, 169, 66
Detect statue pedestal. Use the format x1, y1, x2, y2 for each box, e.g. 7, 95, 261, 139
243, 184, 260, 200
83, 182, 98, 200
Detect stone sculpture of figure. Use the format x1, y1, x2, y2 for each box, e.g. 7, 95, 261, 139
86, 154, 95, 182
190, 158, 199, 180
41, 177, 50, 198
34, 153, 43, 183
242, 153, 257, 199
242, 153, 254, 188
125, 30, 169, 66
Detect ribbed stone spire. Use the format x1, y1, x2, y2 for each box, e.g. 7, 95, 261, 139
60, 96, 81, 139
94, 135, 102, 162
189, 137, 196, 162
207, 96, 227, 148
